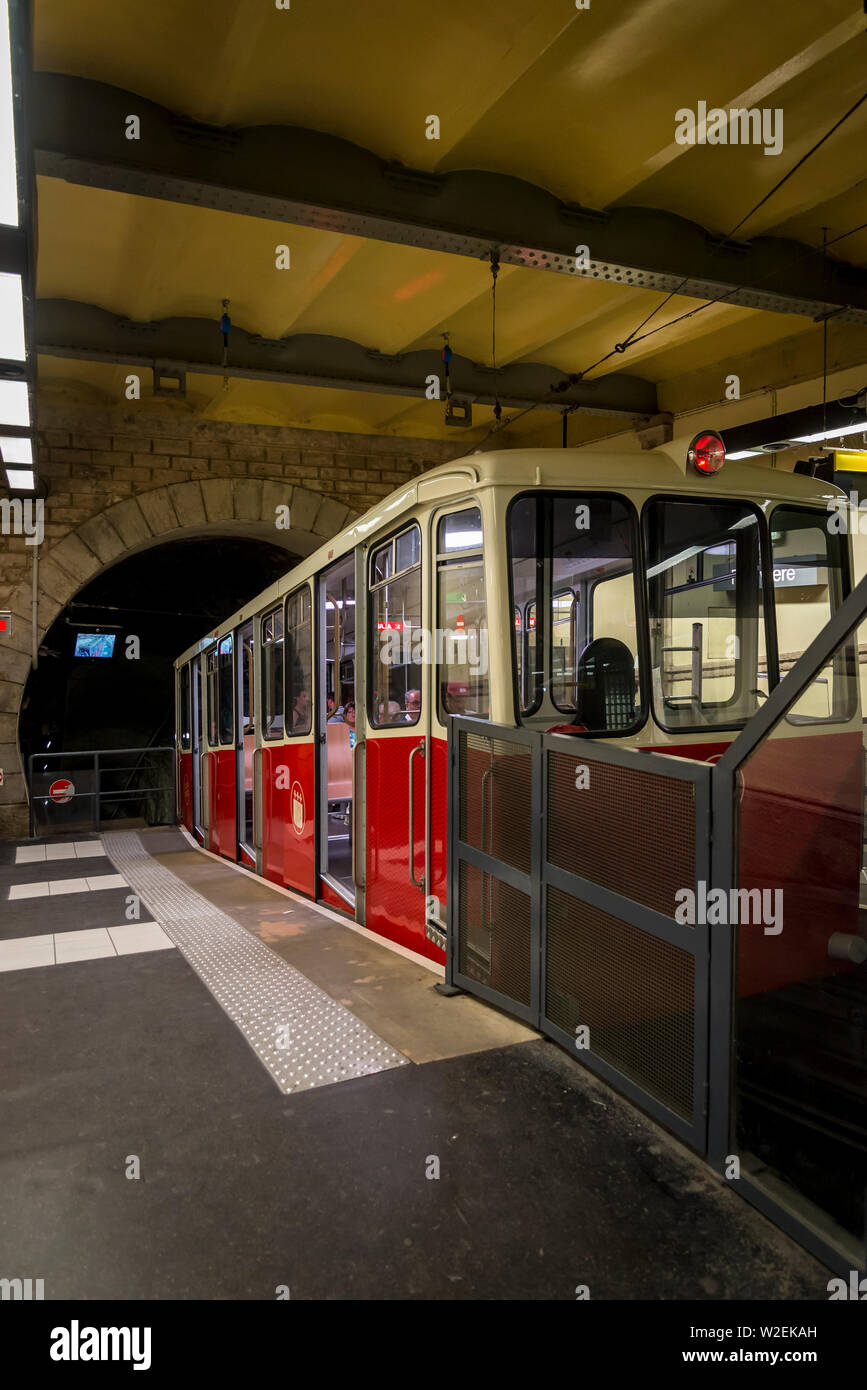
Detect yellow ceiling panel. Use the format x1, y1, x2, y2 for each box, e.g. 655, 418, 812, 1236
618, 29, 867, 242
35, 0, 577, 165
438, 0, 858, 211
36, 178, 363, 337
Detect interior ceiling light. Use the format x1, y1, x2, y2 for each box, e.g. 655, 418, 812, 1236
0, 376, 29, 424
0, 432, 31, 462
5, 465, 34, 490
0, 2, 18, 228
726, 449, 762, 460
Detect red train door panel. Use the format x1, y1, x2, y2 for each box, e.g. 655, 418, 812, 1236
178, 752, 193, 830
364, 731, 428, 955
283, 739, 316, 898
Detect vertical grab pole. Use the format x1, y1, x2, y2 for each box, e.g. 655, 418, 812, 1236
94, 753, 100, 834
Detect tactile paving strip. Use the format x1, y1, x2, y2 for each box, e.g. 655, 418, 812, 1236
104, 831, 409, 1094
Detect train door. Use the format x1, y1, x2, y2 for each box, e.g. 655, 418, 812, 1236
177, 662, 193, 830
192, 654, 204, 842
317, 554, 356, 909
364, 522, 430, 953
236, 618, 256, 867
426, 504, 489, 959
205, 634, 236, 858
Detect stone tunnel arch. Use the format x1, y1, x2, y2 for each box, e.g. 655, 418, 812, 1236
0, 478, 357, 837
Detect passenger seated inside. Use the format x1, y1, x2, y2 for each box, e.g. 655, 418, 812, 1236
292, 688, 310, 732
343, 700, 356, 748
403, 689, 420, 724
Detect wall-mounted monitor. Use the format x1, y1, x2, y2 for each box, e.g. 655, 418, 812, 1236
74, 632, 116, 658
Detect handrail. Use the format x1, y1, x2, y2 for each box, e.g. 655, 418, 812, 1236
27, 746, 176, 838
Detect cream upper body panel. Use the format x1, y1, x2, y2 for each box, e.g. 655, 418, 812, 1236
174, 445, 845, 670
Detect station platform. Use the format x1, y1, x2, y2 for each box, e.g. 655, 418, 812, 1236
0, 827, 829, 1300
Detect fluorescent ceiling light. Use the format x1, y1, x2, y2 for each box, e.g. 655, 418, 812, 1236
0, 272, 25, 359
793, 420, 867, 445
0, 433, 31, 463
5, 466, 34, 490
0, 2, 18, 228
445, 530, 483, 549
727, 449, 762, 460
0, 376, 29, 424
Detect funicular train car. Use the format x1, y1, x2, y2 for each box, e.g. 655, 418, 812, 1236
174, 429, 867, 1263
174, 431, 861, 969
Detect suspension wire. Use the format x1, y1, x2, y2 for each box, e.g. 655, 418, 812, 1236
822, 228, 829, 439
601, 89, 867, 365
490, 250, 502, 429
474, 207, 867, 449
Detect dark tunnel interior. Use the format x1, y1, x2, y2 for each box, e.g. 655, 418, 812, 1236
18, 535, 295, 773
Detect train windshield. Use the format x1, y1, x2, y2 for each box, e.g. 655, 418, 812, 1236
645, 498, 769, 732
509, 493, 643, 733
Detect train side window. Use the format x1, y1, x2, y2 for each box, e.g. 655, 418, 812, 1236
770, 506, 853, 724
645, 497, 766, 732
261, 607, 285, 740
370, 522, 423, 727
509, 498, 542, 714
286, 586, 312, 736
437, 506, 488, 720
179, 663, 191, 751
205, 645, 218, 745
218, 635, 234, 745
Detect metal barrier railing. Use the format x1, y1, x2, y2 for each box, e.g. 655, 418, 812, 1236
27, 746, 176, 838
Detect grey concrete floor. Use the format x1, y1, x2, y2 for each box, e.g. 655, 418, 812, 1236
0, 830, 830, 1300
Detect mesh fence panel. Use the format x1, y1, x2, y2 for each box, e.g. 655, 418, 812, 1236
547, 750, 696, 918
545, 884, 695, 1120
459, 859, 532, 1007
459, 731, 533, 874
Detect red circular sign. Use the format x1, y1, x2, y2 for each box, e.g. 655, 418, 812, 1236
49, 778, 74, 805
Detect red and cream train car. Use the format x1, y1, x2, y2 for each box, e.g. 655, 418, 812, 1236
174, 435, 859, 971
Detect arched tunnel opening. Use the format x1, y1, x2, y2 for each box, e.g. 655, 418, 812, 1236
18, 534, 295, 822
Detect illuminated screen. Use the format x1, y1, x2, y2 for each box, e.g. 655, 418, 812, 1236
74, 632, 116, 658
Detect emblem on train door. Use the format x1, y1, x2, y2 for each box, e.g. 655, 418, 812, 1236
290, 782, 305, 835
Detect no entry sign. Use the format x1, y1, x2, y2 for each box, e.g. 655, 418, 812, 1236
48, 778, 75, 805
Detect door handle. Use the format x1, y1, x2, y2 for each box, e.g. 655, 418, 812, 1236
200, 750, 210, 830
252, 746, 263, 850
353, 739, 365, 889
408, 740, 426, 890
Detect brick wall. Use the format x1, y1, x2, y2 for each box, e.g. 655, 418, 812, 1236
0, 403, 464, 836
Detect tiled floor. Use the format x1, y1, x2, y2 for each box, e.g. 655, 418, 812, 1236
0, 922, 175, 971
8, 873, 128, 899
15, 841, 106, 863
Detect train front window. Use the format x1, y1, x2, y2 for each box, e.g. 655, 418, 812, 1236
645, 498, 767, 732
770, 506, 852, 723
508, 493, 641, 733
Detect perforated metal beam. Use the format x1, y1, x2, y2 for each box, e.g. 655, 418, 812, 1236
36, 299, 659, 418
32, 73, 867, 327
